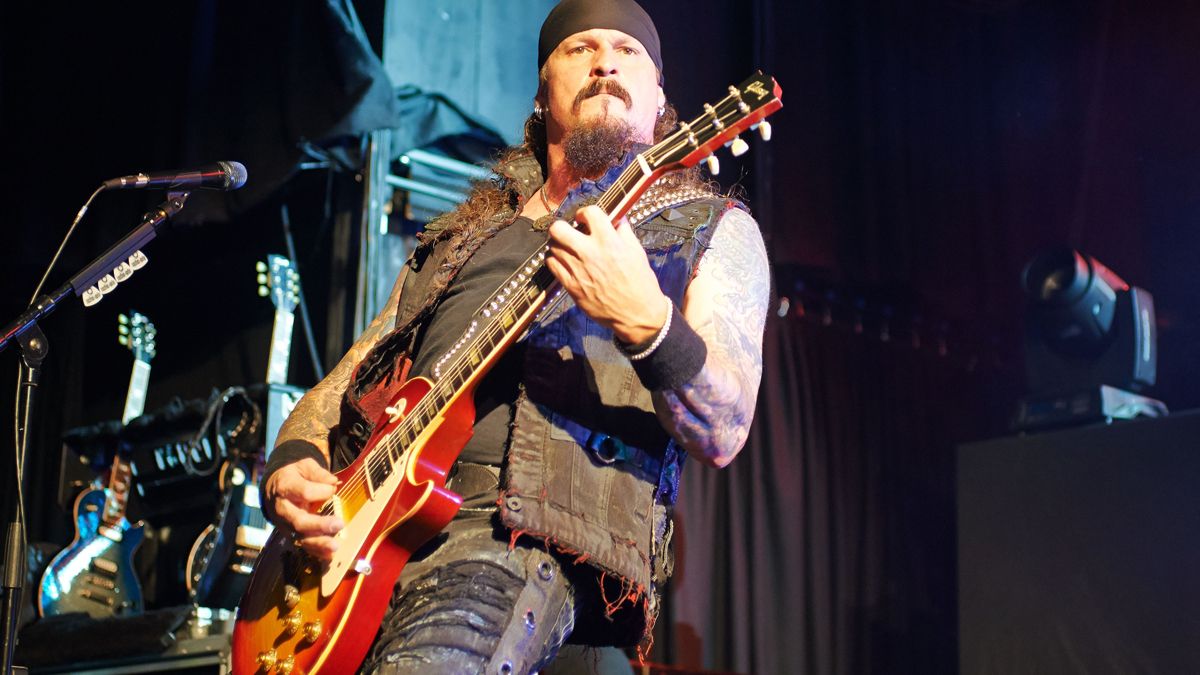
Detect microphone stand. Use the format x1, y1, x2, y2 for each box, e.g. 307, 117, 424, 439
0, 192, 188, 674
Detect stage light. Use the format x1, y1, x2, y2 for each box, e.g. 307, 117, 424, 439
1014, 248, 1166, 430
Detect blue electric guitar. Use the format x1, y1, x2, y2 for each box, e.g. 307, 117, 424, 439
37, 312, 154, 618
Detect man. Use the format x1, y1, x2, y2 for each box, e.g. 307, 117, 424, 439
261, 0, 770, 672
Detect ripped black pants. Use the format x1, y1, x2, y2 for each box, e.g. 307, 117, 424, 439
359, 466, 576, 675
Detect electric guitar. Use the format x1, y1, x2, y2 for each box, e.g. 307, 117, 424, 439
184, 258, 299, 608
39, 313, 154, 617
233, 72, 783, 674
256, 254, 305, 453
184, 454, 270, 610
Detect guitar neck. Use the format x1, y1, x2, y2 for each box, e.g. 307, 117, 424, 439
266, 309, 295, 386
101, 455, 134, 527
121, 358, 151, 425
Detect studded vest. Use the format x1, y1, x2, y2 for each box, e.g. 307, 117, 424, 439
334, 152, 740, 645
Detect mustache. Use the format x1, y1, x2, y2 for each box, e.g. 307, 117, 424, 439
572, 79, 633, 113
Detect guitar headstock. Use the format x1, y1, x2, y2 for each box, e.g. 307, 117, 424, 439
117, 311, 156, 364
256, 254, 300, 314
647, 71, 782, 176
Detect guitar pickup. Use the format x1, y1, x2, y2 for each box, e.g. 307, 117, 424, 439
80, 590, 115, 606
236, 525, 272, 549
91, 558, 119, 575
97, 525, 123, 542
85, 574, 117, 590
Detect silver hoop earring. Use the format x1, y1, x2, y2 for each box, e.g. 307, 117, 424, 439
657, 106, 665, 118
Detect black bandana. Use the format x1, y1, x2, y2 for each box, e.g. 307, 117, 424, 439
538, 0, 663, 79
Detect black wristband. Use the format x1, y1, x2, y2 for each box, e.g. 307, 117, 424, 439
261, 439, 328, 524
629, 305, 708, 391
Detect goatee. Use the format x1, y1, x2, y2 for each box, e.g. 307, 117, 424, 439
562, 117, 638, 178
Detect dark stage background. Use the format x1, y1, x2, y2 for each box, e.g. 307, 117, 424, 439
3, 1, 1199, 673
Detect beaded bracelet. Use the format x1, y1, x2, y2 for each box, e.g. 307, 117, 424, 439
620, 295, 674, 360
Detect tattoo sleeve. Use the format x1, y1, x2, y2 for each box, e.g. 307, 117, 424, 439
654, 208, 770, 467
273, 268, 409, 464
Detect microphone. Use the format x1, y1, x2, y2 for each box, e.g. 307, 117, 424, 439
103, 161, 248, 191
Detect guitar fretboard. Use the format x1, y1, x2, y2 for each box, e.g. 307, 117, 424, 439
102, 457, 134, 527
121, 359, 151, 424
266, 309, 295, 386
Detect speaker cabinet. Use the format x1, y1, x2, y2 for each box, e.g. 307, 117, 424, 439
957, 411, 1200, 673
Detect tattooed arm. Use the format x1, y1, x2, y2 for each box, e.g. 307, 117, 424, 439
656, 208, 769, 467
261, 269, 408, 557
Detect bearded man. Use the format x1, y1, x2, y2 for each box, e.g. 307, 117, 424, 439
260, 0, 770, 672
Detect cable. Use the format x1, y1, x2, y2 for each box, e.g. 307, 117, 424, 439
12, 368, 27, 555
28, 185, 106, 305
280, 202, 326, 380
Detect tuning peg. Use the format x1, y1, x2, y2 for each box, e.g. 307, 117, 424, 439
257, 286, 270, 297
754, 120, 772, 141
119, 314, 130, 325
118, 335, 129, 346
704, 154, 720, 175
729, 135, 749, 157
255, 260, 268, 273
257, 273, 268, 286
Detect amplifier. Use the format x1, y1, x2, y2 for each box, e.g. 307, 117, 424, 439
59, 389, 263, 520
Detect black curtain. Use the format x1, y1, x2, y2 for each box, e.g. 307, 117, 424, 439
659, 311, 995, 674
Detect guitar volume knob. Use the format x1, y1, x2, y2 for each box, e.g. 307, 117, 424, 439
277, 654, 295, 674
283, 585, 300, 609
256, 649, 278, 670
303, 619, 323, 643
283, 610, 303, 636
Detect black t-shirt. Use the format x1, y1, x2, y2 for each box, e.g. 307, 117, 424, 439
407, 217, 548, 465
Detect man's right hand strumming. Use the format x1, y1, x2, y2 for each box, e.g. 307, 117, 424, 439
264, 458, 344, 560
